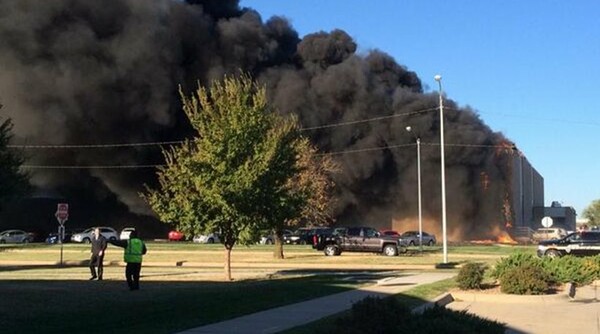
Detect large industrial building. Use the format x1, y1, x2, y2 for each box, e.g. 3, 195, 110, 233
511, 151, 576, 235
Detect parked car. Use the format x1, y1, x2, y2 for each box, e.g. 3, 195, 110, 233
71, 227, 119, 243
119, 227, 136, 240
532, 227, 568, 242
380, 230, 401, 237
168, 230, 185, 241
537, 231, 600, 258
0, 229, 34, 244
260, 229, 293, 245
401, 231, 436, 246
45, 228, 84, 244
314, 226, 406, 256
284, 227, 333, 245
193, 233, 220, 244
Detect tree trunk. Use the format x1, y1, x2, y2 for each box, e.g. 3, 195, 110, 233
224, 244, 233, 281
273, 229, 284, 259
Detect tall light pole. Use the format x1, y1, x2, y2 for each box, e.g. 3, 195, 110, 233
434, 74, 448, 264
405, 126, 423, 253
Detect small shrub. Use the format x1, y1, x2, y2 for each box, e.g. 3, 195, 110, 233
500, 263, 549, 295
324, 299, 505, 334
542, 255, 600, 285
492, 252, 542, 280
456, 262, 486, 290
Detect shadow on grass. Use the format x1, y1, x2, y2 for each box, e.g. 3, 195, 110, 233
435, 262, 462, 269
0, 269, 365, 334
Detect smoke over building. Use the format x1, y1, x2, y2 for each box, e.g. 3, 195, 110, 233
0, 0, 531, 239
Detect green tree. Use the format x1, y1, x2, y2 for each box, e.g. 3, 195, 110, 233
0, 108, 30, 211
582, 199, 600, 226
142, 75, 305, 280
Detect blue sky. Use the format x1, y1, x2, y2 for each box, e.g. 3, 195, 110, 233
241, 0, 600, 215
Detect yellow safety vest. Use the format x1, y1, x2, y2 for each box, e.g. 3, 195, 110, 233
124, 238, 144, 263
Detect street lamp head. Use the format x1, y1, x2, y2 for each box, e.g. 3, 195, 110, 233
405, 126, 412, 132
434, 74, 442, 82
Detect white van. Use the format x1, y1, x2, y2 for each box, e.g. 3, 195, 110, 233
532, 228, 567, 242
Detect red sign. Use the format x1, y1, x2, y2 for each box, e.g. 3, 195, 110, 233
56, 203, 69, 223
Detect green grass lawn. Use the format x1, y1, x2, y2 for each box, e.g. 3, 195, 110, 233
0, 271, 363, 334
0, 242, 535, 333
0, 242, 537, 267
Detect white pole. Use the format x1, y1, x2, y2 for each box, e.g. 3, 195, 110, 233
435, 74, 448, 264
417, 137, 423, 253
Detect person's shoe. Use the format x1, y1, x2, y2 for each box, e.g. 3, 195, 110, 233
97, 277, 103, 281
89, 276, 97, 280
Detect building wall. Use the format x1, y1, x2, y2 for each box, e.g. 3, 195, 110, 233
533, 205, 577, 231
511, 153, 544, 229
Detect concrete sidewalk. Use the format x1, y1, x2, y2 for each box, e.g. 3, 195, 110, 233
179, 272, 455, 334
448, 284, 600, 334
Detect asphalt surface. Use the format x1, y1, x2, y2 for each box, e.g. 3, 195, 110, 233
448, 282, 600, 334
178, 271, 456, 334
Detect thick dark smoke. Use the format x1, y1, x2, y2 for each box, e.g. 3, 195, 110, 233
0, 0, 513, 239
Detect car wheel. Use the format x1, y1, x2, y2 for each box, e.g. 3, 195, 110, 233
266, 239, 273, 245
207, 238, 214, 244
545, 249, 561, 258
383, 244, 398, 256
83, 238, 91, 244
300, 240, 307, 245
0, 239, 5, 244
428, 240, 434, 246
22, 238, 30, 244
324, 245, 340, 256
409, 241, 415, 247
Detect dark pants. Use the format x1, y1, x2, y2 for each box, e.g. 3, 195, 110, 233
89, 254, 104, 279
125, 262, 142, 290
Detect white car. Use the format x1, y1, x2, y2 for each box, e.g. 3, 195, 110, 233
260, 229, 293, 245
119, 227, 136, 240
71, 227, 118, 243
193, 233, 220, 244
0, 230, 33, 244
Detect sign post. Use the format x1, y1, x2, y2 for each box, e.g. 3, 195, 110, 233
55, 203, 69, 266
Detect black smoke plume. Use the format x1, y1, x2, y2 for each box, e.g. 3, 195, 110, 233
0, 0, 512, 239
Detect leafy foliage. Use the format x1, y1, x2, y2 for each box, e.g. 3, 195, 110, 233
582, 199, 600, 226
142, 74, 308, 279
499, 264, 549, 295
493, 253, 600, 289
456, 262, 486, 290
491, 252, 542, 279
542, 255, 600, 285
0, 113, 30, 211
322, 297, 505, 334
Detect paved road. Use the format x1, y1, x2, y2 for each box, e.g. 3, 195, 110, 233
179, 272, 455, 334
448, 284, 600, 334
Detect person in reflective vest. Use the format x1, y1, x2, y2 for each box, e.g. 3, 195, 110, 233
109, 229, 147, 290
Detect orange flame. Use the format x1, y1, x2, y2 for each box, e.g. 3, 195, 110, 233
470, 226, 518, 244
496, 231, 518, 244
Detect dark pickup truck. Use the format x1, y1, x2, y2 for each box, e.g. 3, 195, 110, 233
314, 226, 406, 256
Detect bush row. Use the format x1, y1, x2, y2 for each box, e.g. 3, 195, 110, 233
320, 296, 505, 334
457, 254, 600, 295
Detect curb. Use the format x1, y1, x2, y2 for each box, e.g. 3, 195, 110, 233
411, 292, 455, 314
